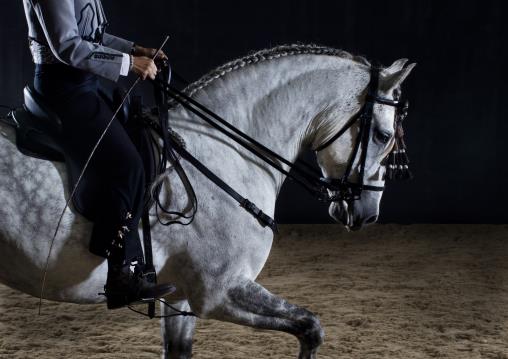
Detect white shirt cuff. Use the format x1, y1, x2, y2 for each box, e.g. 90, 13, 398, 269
120, 53, 131, 76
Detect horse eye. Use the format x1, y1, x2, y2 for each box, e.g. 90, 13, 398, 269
375, 130, 392, 144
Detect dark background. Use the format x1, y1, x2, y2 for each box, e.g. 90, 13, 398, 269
0, 1, 506, 224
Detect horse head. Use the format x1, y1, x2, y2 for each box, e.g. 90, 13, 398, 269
313, 59, 416, 230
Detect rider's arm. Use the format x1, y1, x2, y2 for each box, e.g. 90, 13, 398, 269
31, 0, 129, 82
102, 33, 135, 54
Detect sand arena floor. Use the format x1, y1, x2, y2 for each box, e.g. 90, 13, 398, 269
1, 224, 507, 358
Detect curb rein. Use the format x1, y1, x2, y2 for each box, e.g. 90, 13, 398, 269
150, 64, 412, 233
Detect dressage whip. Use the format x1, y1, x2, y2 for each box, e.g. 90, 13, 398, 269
38, 35, 170, 315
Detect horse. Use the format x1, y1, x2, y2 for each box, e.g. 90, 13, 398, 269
0, 44, 415, 358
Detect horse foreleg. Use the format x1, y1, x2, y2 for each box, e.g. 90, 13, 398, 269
210, 280, 324, 359
160, 300, 197, 359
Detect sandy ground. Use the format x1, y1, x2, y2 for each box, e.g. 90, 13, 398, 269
1, 224, 508, 359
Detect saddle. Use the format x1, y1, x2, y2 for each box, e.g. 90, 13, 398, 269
13, 85, 157, 221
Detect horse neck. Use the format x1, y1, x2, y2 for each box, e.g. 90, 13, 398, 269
185, 55, 365, 194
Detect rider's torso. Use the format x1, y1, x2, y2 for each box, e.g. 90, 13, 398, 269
24, 0, 109, 47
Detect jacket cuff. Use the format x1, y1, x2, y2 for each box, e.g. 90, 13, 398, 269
120, 53, 131, 76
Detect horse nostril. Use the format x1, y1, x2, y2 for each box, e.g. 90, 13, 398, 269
364, 215, 378, 225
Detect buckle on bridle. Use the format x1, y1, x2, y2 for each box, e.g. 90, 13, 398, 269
319, 178, 365, 202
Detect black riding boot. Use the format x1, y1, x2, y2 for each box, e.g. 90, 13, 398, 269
104, 260, 176, 310
102, 210, 176, 310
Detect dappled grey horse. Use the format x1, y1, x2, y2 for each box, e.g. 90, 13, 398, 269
0, 44, 415, 358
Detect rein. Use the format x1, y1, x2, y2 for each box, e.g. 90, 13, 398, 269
157, 82, 330, 201
154, 64, 412, 207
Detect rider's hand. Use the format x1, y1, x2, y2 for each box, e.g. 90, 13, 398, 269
131, 56, 158, 80
132, 45, 168, 62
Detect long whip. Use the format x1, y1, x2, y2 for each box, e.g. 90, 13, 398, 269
37, 35, 170, 315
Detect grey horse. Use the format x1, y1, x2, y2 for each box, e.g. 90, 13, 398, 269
0, 44, 415, 358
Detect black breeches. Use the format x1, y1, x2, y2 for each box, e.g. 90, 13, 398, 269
34, 64, 145, 263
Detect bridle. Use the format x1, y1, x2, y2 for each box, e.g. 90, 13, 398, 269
314, 66, 412, 203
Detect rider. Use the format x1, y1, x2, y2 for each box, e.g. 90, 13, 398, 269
23, 0, 175, 309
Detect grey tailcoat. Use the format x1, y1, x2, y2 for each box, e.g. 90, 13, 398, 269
23, 0, 134, 82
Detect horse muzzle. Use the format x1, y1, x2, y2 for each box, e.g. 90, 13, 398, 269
330, 200, 353, 230
330, 200, 379, 231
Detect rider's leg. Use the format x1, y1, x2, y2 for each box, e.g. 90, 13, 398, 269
88, 105, 147, 265
55, 88, 146, 264
34, 64, 175, 307
203, 279, 324, 359
34, 64, 146, 263
61, 90, 175, 306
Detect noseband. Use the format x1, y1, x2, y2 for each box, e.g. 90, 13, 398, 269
314, 66, 412, 202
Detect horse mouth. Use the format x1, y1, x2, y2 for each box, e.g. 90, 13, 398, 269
332, 201, 357, 231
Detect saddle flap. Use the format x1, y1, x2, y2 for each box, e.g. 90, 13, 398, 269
12, 108, 64, 162
23, 85, 63, 130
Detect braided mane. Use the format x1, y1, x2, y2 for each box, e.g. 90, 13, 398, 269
178, 44, 371, 100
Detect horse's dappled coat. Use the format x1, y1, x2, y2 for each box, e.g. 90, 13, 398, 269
0, 44, 415, 358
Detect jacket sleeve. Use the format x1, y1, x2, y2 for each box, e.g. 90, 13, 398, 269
102, 33, 134, 54
32, 0, 126, 82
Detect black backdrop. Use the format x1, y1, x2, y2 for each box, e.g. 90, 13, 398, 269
0, 1, 506, 224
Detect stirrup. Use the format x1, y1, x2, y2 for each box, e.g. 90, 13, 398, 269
98, 291, 156, 310
99, 280, 167, 310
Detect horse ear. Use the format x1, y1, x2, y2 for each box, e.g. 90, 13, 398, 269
380, 63, 416, 92
384, 58, 409, 75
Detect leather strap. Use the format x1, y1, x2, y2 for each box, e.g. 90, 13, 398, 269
168, 138, 278, 233
141, 209, 156, 318
313, 110, 363, 152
